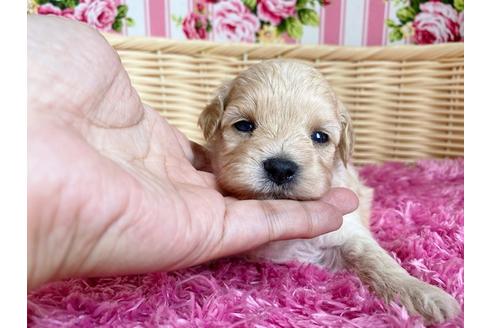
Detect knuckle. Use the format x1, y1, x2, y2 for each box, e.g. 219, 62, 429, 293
260, 201, 282, 240
300, 202, 316, 237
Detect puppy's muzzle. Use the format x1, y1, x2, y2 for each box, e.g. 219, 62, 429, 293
263, 157, 298, 186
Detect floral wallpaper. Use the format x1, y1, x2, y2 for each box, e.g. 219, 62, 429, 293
31, 0, 133, 32
176, 0, 331, 43
386, 0, 464, 44
30, 0, 464, 46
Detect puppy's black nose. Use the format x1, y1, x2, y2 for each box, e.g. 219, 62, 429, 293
263, 158, 298, 185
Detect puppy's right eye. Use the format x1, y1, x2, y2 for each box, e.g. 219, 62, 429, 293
233, 120, 255, 133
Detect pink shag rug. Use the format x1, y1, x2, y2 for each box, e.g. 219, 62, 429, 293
28, 159, 464, 327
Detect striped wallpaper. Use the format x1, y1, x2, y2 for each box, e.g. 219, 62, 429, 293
123, 0, 407, 46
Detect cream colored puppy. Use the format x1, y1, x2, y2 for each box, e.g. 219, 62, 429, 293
198, 60, 460, 323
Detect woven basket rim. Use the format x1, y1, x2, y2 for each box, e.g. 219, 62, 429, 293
108, 34, 463, 162
104, 34, 464, 61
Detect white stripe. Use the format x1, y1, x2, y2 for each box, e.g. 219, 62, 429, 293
121, 0, 128, 35
318, 3, 324, 43
361, 0, 368, 45
342, 0, 365, 46
169, 0, 190, 40
339, 0, 346, 44
300, 3, 321, 45
382, 2, 389, 45
387, 0, 405, 45
126, 0, 146, 36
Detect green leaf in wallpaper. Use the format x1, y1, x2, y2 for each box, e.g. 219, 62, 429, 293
298, 0, 323, 10
285, 17, 303, 39
116, 5, 128, 20
409, 0, 425, 13
171, 15, 183, 27
440, 0, 454, 5
385, 19, 399, 28
277, 20, 288, 34
454, 0, 464, 12
298, 8, 320, 26
396, 6, 416, 24
126, 17, 135, 27
243, 0, 257, 11
36, 0, 79, 10
407, 0, 456, 12
296, 0, 310, 8
389, 28, 403, 42
64, 0, 79, 8
112, 19, 123, 32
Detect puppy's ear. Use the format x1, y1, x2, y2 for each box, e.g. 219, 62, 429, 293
337, 99, 354, 167
191, 141, 213, 172
198, 80, 232, 141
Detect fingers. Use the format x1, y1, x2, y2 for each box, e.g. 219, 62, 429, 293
218, 188, 359, 258
320, 187, 359, 215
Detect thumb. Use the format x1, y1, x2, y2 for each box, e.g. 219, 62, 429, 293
216, 188, 359, 258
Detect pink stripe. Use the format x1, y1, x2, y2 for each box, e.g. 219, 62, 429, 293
322, 0, 343, 45
365, 0, 387, 46
148, 0, 167, 37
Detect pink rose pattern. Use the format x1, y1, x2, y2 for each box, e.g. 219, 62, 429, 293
413, 2, 461, 44
177, 0, 329, 43
182, 12, 209, 40
38, 3, 74, 18
213, 0, 260, 43
257, 0, 296, 26
36, 0, 464, 45
184, 0, 463, 45
459, 11, 464, 41
387, 0, 463, 45
35, 0, 131, 33
74, 0, 118, 32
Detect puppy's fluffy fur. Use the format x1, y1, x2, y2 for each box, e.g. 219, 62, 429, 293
198, 60, 460, 323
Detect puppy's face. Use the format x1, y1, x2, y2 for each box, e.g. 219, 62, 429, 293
199, 60, 353, 200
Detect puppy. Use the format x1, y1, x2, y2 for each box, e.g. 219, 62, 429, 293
197, 60, 460, 324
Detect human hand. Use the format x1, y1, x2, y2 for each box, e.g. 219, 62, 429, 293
27, 16, 358, 290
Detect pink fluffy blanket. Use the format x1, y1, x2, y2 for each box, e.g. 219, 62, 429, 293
28, 159, 464, 327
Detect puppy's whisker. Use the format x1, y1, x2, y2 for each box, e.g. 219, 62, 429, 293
247, 155, 261, 166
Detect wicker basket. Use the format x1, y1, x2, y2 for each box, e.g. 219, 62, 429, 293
105, 34, 463, 165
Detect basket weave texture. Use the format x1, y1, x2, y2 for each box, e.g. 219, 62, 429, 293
105, 35, 463, 164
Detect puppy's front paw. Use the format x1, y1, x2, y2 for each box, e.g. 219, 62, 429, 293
399, 278, 461, 324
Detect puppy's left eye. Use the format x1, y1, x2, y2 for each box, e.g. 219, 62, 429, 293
234, 120, 255, 133
311, 131, 329, 144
